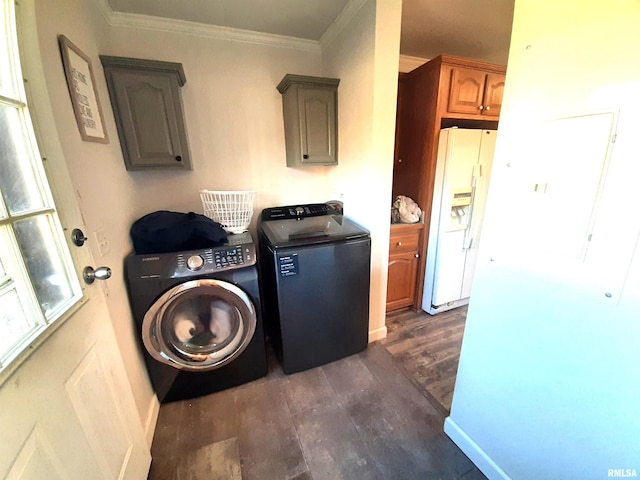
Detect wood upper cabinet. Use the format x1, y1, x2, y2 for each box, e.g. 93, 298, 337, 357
482, 73, 506, 117
447, 67, 505, 118
277, 74, 340, 167
100, 56, 192, 171
387, 223, 423, 312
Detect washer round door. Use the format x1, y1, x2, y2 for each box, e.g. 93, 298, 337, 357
142, 279, 257, 371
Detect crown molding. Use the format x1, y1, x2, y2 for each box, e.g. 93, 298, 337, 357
320, 0, 370, 51
92, 0, 320, 53
399, 54, 428, 73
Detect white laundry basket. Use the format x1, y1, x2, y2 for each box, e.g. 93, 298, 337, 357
200, 190, 255, 234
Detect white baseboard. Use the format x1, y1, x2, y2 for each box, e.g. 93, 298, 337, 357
368, 325, 387, 342
144, 395, 160, 447
444, 417, 511, 480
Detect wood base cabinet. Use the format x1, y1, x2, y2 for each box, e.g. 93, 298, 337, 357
386, 223, 423, 312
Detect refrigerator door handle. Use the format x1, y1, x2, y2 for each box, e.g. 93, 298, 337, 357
464, 162, 486, 250
464, 163, 487, 250
462, 196, 475, 250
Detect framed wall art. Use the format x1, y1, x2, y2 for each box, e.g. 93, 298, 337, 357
58, 35, 108, 143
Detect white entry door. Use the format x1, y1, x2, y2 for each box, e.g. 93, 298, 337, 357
0, 296, 151, 480
0, 1, 150, 478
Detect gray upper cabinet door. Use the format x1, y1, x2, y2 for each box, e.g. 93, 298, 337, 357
277, 74, 339, 167
100, 56, 192, 171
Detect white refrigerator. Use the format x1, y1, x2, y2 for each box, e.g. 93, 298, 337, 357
422, 127, 496, 314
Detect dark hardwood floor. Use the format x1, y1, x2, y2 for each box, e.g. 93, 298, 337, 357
381, 306, 468, 415
148, 339, 484, 480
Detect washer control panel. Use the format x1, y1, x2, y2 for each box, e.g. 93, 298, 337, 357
174, 242, 256, 277
130, 233, 257, 280
172, 243, 256, 278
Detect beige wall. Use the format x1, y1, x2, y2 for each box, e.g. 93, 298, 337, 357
33, 0, 400, 434
322, 0, 402, 340
33, 0, 160, 435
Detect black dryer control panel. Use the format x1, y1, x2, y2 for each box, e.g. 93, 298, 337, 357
261, 203, 340, 221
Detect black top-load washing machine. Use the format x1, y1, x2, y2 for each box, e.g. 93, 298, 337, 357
125, 232, 267, 402
258, 203, 371, 374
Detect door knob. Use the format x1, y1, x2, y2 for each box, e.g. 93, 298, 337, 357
83, 266, 112, 284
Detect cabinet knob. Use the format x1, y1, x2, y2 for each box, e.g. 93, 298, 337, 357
485, 106, 491, 111
303, 154, 309, 159
397, 241, 402, 246
415, 253, 420, 258
175, 155, 182, 162
478, 105, 484, 110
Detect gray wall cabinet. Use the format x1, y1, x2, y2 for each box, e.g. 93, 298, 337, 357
277, 74, 340, 167
100, 56, 192, 171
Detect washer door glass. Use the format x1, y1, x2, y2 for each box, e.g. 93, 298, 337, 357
142, 279, 257, 371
